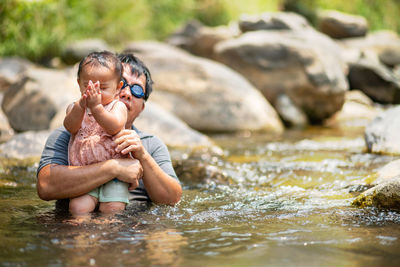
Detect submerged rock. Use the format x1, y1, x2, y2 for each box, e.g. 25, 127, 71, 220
173, 159, 229, 185
353, 176, 400, 210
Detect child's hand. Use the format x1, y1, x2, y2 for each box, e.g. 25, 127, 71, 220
86, 80, 102, 110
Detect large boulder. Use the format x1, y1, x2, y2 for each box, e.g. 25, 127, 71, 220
364, 106, 400, 155
317, 10, 368, 39
238, 12, 313, 32
167, 20, 237, 60
61, 39, 112, 65
124, 41, 284, 133
215, 29, 349, 123
2, 66, 80, 132
352, 176, 400, 210
134, 101, 214, 148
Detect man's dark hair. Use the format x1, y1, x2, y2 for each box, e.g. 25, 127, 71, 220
117, 53, 153, 101
77, 51, 122, 81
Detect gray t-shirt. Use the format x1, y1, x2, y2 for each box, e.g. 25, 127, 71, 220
37, 125, 179, 204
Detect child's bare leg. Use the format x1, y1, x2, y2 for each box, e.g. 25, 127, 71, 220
99, 202, 126, 214
69, 194, 98, 215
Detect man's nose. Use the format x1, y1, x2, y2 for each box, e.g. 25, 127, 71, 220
120, 87, 132, 101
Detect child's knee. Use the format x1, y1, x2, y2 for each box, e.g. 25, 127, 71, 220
69, 195, 97, 215
99, 202, 126, 213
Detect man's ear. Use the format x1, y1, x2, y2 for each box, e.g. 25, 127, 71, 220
141, 102, 145, 112
77, 78, 80, 85
118, 80, 123, 90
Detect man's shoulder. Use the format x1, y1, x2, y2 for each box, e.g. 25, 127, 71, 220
132, 125, 156, 140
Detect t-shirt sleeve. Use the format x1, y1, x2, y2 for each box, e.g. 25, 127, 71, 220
144, 135, 179, 181
36, 127, 70, 177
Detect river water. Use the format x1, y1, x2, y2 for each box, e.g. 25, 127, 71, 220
1, 126, 400, 266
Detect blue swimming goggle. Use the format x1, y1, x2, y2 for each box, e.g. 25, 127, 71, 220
122, 78, 145, 99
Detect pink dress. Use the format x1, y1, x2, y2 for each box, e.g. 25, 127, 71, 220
68, 100, 125, 166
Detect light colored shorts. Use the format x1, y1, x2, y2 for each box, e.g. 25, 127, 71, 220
89, 179, 129, 204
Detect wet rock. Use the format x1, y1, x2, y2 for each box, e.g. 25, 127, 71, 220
125, 41, 283, 133
324, 90, 382, 128
167, 20, 237, 60
135, 101, 214, 148
0, 130, 50, 159
365, 106, 400, 155
61, 39, 112, 65
318, 10, 368, 39
352, 176, 400, 210
348, 51, 400, 104
215, 29, 348, 123
0, 57, 33, 92
2, 66, 80, 132
238, 12, 312, 32
173, 159, 228, 185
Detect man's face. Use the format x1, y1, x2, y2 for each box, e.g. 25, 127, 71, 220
119, 63, 147, 128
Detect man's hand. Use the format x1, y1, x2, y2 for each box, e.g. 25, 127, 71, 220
113, 158, 143, 190
114, 129, 146, 160
86, 80, 102, 110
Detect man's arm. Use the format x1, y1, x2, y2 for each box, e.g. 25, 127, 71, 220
114, 129, 182, 205
37, 159, 142, 200
36, 127, 143, 201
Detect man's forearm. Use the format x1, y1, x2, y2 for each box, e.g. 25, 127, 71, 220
140, 152, 182, 205
37, 160, 117, 201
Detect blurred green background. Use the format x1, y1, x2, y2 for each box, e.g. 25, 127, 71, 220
1, 0, 399, 63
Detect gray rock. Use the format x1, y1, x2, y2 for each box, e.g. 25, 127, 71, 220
215, 29, 348, 123
324, 90, 382, 128
134, 101, 214, 147
125, 41, 284, 133
61, 39, 112, 65
168, 20, 237, 60
365, 105, 400, 154
274, 93, 308, 128
338, 31, 400, 67
353, 176, 400, 210
2, 66, 80, 132
239, 12, 312, 32
0, 94, 14, 143
0, 130, 50, 159
346, 47, 400, 104
0, 57, 33, 92
318, 10, 368, 39
374, 159, 400, 185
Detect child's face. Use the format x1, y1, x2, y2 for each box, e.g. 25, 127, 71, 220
78, 65, 122, 105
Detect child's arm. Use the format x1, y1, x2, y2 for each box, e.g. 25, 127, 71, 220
91, 101, 127, 135
63, 95, 86, 135
86, 81, 127, 135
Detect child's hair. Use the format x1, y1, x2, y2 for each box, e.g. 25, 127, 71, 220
77, 51, 122, 80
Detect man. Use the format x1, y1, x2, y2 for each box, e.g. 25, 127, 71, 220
36, 53, 182, 209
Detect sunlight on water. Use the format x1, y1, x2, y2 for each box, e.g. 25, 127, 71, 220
1, 127, 400, 266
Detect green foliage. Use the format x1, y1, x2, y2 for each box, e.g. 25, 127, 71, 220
0, 0, 399, 62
